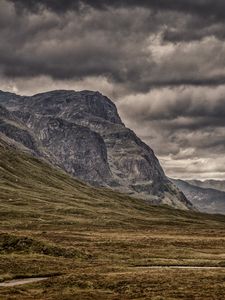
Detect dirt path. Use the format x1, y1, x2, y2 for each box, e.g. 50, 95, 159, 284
0, 277, 48, 287
0, 266, 223, 287
134, 266, 224, 270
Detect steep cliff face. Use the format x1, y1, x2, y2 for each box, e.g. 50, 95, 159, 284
27, 115, 112, 185
0, 105, 38, 154
0, 89, 193, 210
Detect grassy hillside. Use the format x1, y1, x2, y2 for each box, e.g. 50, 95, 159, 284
1, 141, 225, 299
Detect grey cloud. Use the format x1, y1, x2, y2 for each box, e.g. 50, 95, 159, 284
119, 86, 225, 123
9, 0, 225, 43
0, 3, 156, 91
8, 0, 225, 21
2, 0, 225, 92
118, 85, 225, 179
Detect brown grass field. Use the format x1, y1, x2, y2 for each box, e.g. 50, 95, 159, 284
1, 142, 225, 299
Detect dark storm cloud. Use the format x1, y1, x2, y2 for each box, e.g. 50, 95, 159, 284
8, 0, 225, 21
126, 93, 225, 123
119, 86, 225, 130
118, 85, 225, 177
0, 2, 156, 90
163, 21, 225, 42
1, 0, 225, 91
9, 0, 225, 43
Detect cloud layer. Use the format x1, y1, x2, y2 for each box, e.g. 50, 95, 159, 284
118, 86, 225, 179
9, 0, 225, 20
1, 0, 225, 179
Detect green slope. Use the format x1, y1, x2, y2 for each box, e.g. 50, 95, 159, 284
1, 139, 225, 232
1, 140, 225, 300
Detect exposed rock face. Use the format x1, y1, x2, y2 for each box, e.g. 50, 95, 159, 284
0, 104, 12, 119
28, 115, 111, 185
171, 178, 225, 214
0, 89, 193, 210
0, 105, 38, 154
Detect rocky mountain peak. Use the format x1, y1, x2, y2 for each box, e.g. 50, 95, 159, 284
27, 90, 123, 125
0, 89, 194, 210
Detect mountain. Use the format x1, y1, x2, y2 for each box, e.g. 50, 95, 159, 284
0, 137, 200, 230
172, 179, 225, 214
0, 104, 39, 154
187, 179, 225, 193
0, 89, 193, 210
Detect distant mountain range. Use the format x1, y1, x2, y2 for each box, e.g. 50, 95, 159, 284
0, 89, 192, 211
171, 179, 225, 214
186, 179, 225, 193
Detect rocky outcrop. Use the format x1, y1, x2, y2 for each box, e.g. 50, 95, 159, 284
0, 89, 194, 210
0, 105, 38, 154
28, 115, 112, 185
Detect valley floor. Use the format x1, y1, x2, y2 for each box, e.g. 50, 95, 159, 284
1, 227, 225, 299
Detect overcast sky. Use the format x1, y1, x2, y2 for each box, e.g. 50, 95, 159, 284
1, 0, 225, 180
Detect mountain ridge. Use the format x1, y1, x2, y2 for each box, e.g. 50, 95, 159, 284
171, 178, 225, 214
187, 179, 225, 193
0, 89, 193, 210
